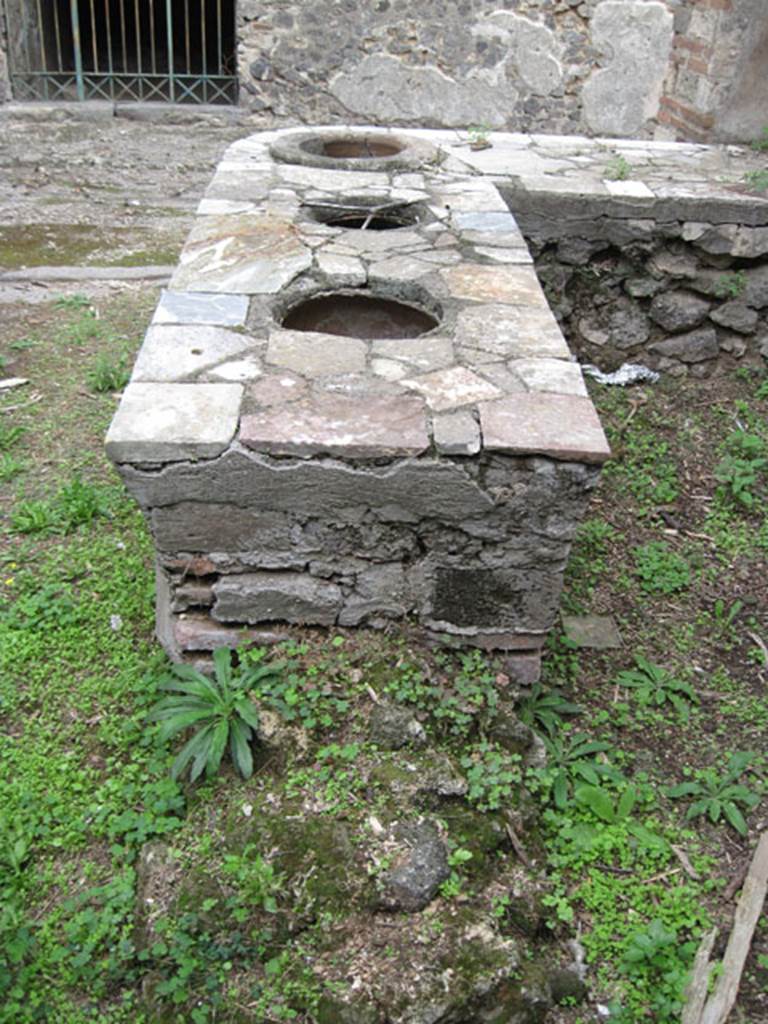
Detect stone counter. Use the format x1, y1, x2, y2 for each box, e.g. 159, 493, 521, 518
106, 127, 610, 671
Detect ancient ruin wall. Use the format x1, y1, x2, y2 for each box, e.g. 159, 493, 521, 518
236, 0, 761, 143
0, 1, 763, 143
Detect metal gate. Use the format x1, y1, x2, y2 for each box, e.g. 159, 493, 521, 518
6, 0, 238, 104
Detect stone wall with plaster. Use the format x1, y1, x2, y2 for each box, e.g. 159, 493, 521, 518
236, 0, 762, 143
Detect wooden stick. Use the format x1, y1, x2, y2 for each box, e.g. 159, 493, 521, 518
698, 831, 768, 1024
682, 927, 718, 1024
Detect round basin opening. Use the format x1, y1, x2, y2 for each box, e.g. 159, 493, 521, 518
307, 197, 422, 231
281, 293, 440, 340
315, 137, 403, 159
269, 131, 439, 171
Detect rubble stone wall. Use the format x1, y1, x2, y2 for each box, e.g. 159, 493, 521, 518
121, 450, 601, 657
514, 202, 768, 377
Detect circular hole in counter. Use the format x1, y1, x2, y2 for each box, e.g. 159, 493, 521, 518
315, 137, 403, 159
281, 291, 440, 340
306, 197, 424, 231
269, 131, 439, 171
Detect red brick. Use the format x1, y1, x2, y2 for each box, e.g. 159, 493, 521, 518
657, 108, 709, 142
688, 57, 711, 74
660, 96, 714, 129
676, 36, 712, 56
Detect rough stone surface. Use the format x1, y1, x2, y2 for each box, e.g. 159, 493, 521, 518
107, 127, 614, 659
402, 366, 502, 412
329, 54, 518, 130
266, 328, 367, 378
562, 614, 623, 650
433, 410, 481, 456
649, 291, 712, 333
511, 358, 588, 397
378, 819, 449, 912
369, 706, 427, 750
709, 302, 759, 335
583, 2, 674, 137
213, 572, 342, 626
649, 327, 719, 363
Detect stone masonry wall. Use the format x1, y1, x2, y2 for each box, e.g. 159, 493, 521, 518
518, 211, 768, 377
121, 450, 601, 658
236, 0, 762, 143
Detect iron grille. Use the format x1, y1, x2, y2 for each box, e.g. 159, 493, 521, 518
7, 0, 238, 105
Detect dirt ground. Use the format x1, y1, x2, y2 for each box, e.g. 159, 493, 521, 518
0, 113, 251, 275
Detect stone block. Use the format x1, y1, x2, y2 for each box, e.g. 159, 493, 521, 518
479, 394, 611, 464
442, 264, 548, 306
213, 572, 342, 625
402, 367, 502, 411
131, 324, 257, 382
266, 328, 367, 378
152, 502, 295, 555
338, 564, 414, 626
240, 392, 430, 458
583, 1, 674, 136
710, 302, 759, 334
152, 291, 249, 327
510, 358, 588, 397
106, 382, 242, 463
648, 291, 711, 333
649, 327, 719, 363
425, 566, 563, 633
433, 411, 481, 455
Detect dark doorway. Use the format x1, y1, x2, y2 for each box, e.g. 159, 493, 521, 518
6, 0, 238, 104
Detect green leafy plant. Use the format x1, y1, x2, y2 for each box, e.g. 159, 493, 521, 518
751, 126, 768, 152
87, 351, 131, 393
57, 476, 111, 529
10, 477, 109, 535
666, 752, 761, 835
149, 648, 285, 781
715, 270, 747, 299
633, 541, 691, 594
432, 649, 499, 736
0, 454, 24, 482
0, 583, 80, 631
517, 683, 581, 736
460, 744, 522, 811
539, 732, 622, 809
467, 123, 491, 150
240, 646, 349, 731
615, 656, 698, 719
615, 919, 697, 1023
574, 783, 637, 824
714, 430, 766, 509
0, 424, 24, 452
222, 845, 284, 916
440, 846, 473, 899
10, 499, 60, 535
744, 168, 768, 193
285, 743, 365, 814
605, 154, 633, 180
54, 293, 91, 310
